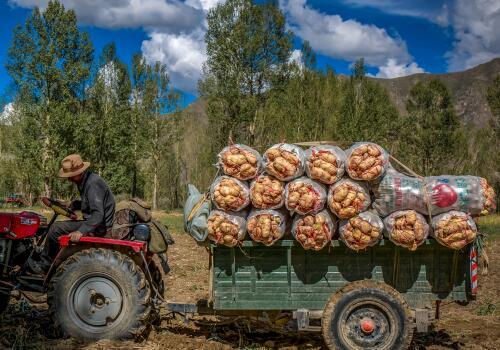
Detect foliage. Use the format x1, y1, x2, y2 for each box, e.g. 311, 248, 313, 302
404, 79, 466, 175
201, 0, 294, 151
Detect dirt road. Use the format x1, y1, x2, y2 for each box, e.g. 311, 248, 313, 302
0, 214, 499, 349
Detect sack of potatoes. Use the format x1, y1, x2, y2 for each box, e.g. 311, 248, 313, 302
285, 177, 327, 215
210, 176, 250, 211
292, 210, 336, 251
250, 174, 285, 209
425, 175, 496, 216
247, 209, 288, 246
328, 179, 371, 219
431, 211, 477, 250
217, 144, 262, 181
263, 143, 305, 181
207, 210, 247, 247
372, 168, 427, 217
305, 145, 346, 185
346, 142, 388, 181
384, 210, 429, 251
480, 177, 496, 215
339, 211, 383, 251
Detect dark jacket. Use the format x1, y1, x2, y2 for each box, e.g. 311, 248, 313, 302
72, 171, 115, 235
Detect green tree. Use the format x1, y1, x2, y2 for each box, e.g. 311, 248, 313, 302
84, 43, 133, 195
6, 0, 93, 197
142, 62, 180, 209
201, 0, 294, 152
404, 79, 466, 175
475, 74, 500, 209
334, 59, 402, 154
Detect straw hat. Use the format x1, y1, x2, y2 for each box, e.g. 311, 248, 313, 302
58, 154, 90, 178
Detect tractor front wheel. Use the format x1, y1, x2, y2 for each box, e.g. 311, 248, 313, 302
48, 248, 152, 340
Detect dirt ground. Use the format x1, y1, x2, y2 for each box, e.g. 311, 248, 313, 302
0, 213, 499, 349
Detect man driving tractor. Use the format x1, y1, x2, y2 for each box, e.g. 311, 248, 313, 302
27, 154, 115, 274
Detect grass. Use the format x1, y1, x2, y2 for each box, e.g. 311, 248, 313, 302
153, 210, 185, 235
478, 214, 500, 240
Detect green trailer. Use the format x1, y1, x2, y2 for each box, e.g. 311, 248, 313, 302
167, 238, 476, 350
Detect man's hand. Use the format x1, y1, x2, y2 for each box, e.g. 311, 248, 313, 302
69, 231, 83, 242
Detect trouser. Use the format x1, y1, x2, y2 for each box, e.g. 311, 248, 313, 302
39, 220, 84, 268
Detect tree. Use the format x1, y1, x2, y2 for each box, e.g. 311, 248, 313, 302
84, 43, 133, 195
476, 75, 500, 209
333, 59, 402, 154
404, 79, 466, 175
142, 62, 180, 209
201, 0, 294, 153
6, 0, 93, 197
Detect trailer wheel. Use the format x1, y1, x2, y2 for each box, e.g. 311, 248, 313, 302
322, 280, 414, 350
48, 248, 151, 340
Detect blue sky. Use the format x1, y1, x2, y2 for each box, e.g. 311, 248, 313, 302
1, 0, 499, 109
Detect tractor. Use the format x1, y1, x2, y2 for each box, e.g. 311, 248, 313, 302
0, 198, 168, 340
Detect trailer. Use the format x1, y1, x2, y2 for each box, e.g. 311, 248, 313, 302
165, 237, 476, 350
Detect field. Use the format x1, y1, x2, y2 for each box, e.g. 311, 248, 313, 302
0, 211, 499, 349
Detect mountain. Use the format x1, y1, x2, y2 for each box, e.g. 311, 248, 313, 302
180, 58, 500, 132
374, 58, 500, 127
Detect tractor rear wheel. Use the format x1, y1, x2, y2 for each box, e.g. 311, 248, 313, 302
48, 248, 152, 340
322, 280, 414, 350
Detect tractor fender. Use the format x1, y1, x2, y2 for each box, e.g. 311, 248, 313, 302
44, 236, 148, 286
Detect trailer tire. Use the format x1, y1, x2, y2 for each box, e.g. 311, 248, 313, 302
48, 248, 151, 340
322, 280, 414, 350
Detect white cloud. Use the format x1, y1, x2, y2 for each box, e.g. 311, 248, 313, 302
447, 0, 500, 71
280, 0, 424, 77
342, 0, 450, 26
0, 103, 14, 125
375, 58, 425, 78
141, 30, 207, 93
9, 0, 225, 92
9, 0, 203, 33
289, 49, 304, 67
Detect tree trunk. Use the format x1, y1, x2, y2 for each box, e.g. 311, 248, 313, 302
42, 110, 51, 197
152, 169, 158, 211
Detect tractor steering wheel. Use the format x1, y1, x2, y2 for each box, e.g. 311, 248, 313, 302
41, 197, 78, 220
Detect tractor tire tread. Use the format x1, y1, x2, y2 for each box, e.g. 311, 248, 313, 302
47, 248, 152, 340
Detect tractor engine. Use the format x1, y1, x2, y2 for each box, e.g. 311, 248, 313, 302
0, 211, 44, 273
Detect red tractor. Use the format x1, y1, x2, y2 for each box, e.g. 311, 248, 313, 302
0, 198, 168, 340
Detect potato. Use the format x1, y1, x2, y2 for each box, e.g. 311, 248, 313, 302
480, 177, 496, 215
285, 177, 327, 215
431, 211, 477, 250
305, 146, 346, 185
218, 144, 261, 180
328, 179, 370, 219
346, 143, 387, 181
250, 175, 285, 209
263, 144, 305, 181
207, 211, 246, 247
292, 211, 335, 250
384, 210, 429, 251
340, 212, 383, 251
211, 176, 250, 211
247, 210, 286, 246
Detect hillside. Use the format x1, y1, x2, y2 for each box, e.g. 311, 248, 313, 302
375, 58, 500, 127
182, 58, 500, 129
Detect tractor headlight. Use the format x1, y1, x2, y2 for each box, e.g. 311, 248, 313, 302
132, 224, 150, 241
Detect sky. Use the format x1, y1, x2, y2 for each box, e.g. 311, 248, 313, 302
1, 0, 499, 110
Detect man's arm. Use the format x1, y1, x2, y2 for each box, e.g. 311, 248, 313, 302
78, 183, 106, 236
